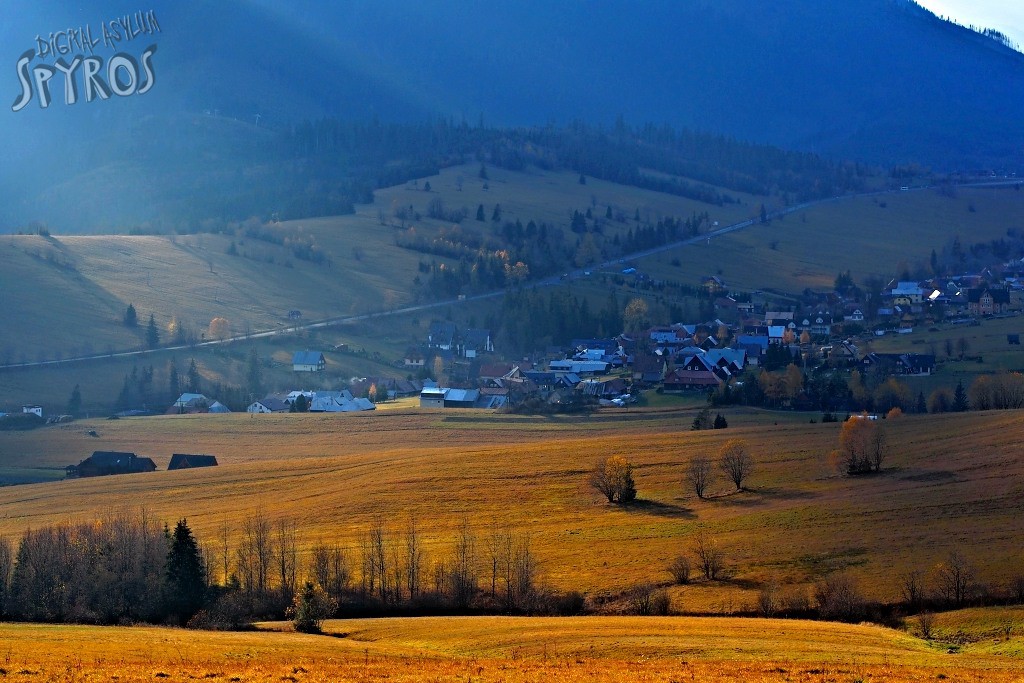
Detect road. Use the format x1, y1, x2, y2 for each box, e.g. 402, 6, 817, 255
3, 179, 1018, 371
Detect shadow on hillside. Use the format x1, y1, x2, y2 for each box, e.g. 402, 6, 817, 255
625, 498, 695, 519
710, 486, 817, 507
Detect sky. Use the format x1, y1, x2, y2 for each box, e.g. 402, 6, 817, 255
915, 0, 1024, 49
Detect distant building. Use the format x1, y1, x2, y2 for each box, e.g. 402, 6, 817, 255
22, 405, 42, 418
68, 451, 157, 478
292, 351, 326, 372
168, 453, 218, 470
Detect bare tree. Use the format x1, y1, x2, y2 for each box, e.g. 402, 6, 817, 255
718, 439, 753, 491
237, 509, 273, 595
219, 520, 232, 586
901, 569, 926, 612
668, 555, 691, 585
449, 518, 479, 609
687, 456, 713, 499
275, 518, 298, 604
692, 530, 724, 581
935, 549, 975, 608
404, 515, 424, 601
311, 542, 351, 606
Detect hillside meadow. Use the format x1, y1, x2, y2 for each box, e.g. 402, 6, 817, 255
638, 184, 1024, 293
0, 613, 1021, 682
0, 407, 1021, 612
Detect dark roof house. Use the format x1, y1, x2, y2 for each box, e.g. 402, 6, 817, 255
70, 451, 157, 478
168, 453, 219, 470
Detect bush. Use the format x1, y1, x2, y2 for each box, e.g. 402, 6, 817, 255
288, 581, 337, 634
814, 573, 866, 622
651, 589, 671, 616
668, 555, 691, 584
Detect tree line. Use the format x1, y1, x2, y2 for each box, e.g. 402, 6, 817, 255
0, 510, 582, 629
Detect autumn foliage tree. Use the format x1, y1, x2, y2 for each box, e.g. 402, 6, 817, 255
590, 455, 637, 504
835, 416, 886, 475
208, 317, 230, 341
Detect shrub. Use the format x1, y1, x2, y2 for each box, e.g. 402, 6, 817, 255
651, 589, 671, 616
814, 573, 866, 622
668, 555, 691, 585
589, 455, 637, 504
288, 581, 337, 634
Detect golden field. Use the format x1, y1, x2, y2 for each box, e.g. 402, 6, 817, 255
1, 614, 1022, 682
1, 406, 1022, 611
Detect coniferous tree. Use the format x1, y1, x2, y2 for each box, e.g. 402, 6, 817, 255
146, 314, 159, 349
168, 362, 180, 400
246, 348, 263, 399
476, 204, 485, 221
187, 359, 201, 393
165, 519, 206, 625
124, 303, 138, 327
953, 380, 969, 412
67, 384, 82, 417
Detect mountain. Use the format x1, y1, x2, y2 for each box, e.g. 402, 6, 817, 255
2, 0, 1023, 230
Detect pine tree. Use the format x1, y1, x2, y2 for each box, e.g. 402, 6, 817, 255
124, 303, 137, 327
165, 519, 206, 625
146, 314, 159, 349
953, 381, 969, 412
476, 204, 485, 221
168, 362, 180, 401
67, 384, 82, 416
187, 359, 201, 393
492, 203, 501, 222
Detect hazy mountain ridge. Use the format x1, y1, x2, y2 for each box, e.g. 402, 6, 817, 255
2, 0, 1022, 231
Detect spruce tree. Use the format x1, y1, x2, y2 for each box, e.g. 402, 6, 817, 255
165, 519, 206, 625
124, 303, 137, 327
67, 384, 82, 416
953, 381, 969, 412
146, 314, 159, 349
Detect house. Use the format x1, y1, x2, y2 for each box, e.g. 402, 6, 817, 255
890, 281, 925, 305
247, 396, 290, 413
292, 351, 326, 372
168, 453, 218, 470
461, 329, 494, 358
631, 353, 666, 385
549, 359, 609, 376
21, 405, 43, 418
701, 275, 726, 295
967, 288, 1011, 316
444, 388, 481, 408
404, 348, 425, 367
287, 310, 303, 320
427, 321, 457, 350
172, 393, 209, 411
420, 386, 448, 408
69, 451, 157, 478
663, 368, 721, 391
476, 387, 509, 409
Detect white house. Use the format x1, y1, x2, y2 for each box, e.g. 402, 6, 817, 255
22, 405, 43, 418
247, 397, 289, 413
292, 351, 326, 372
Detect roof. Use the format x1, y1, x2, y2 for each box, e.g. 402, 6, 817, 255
664, 369, 721, 387
174, 393, 207, 407
445, 388, 480, 403
88, 451, 138, 467
292, 351, 325, 366
168, 454, 218, 470
428, 321, 457, 344
462, 328, 491, 347
253, 396, 289, 412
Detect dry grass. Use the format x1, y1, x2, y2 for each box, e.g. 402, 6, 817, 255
1, 407, 1023, 611
0, 615, 1021, 682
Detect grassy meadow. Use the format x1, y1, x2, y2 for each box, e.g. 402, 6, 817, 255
1, 407, 1022, 613
638, 185, 1024, 293
1, 613, 1021, 682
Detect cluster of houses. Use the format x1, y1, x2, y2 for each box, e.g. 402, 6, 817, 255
246, 389, 376, 413
66, 451, 217, 478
